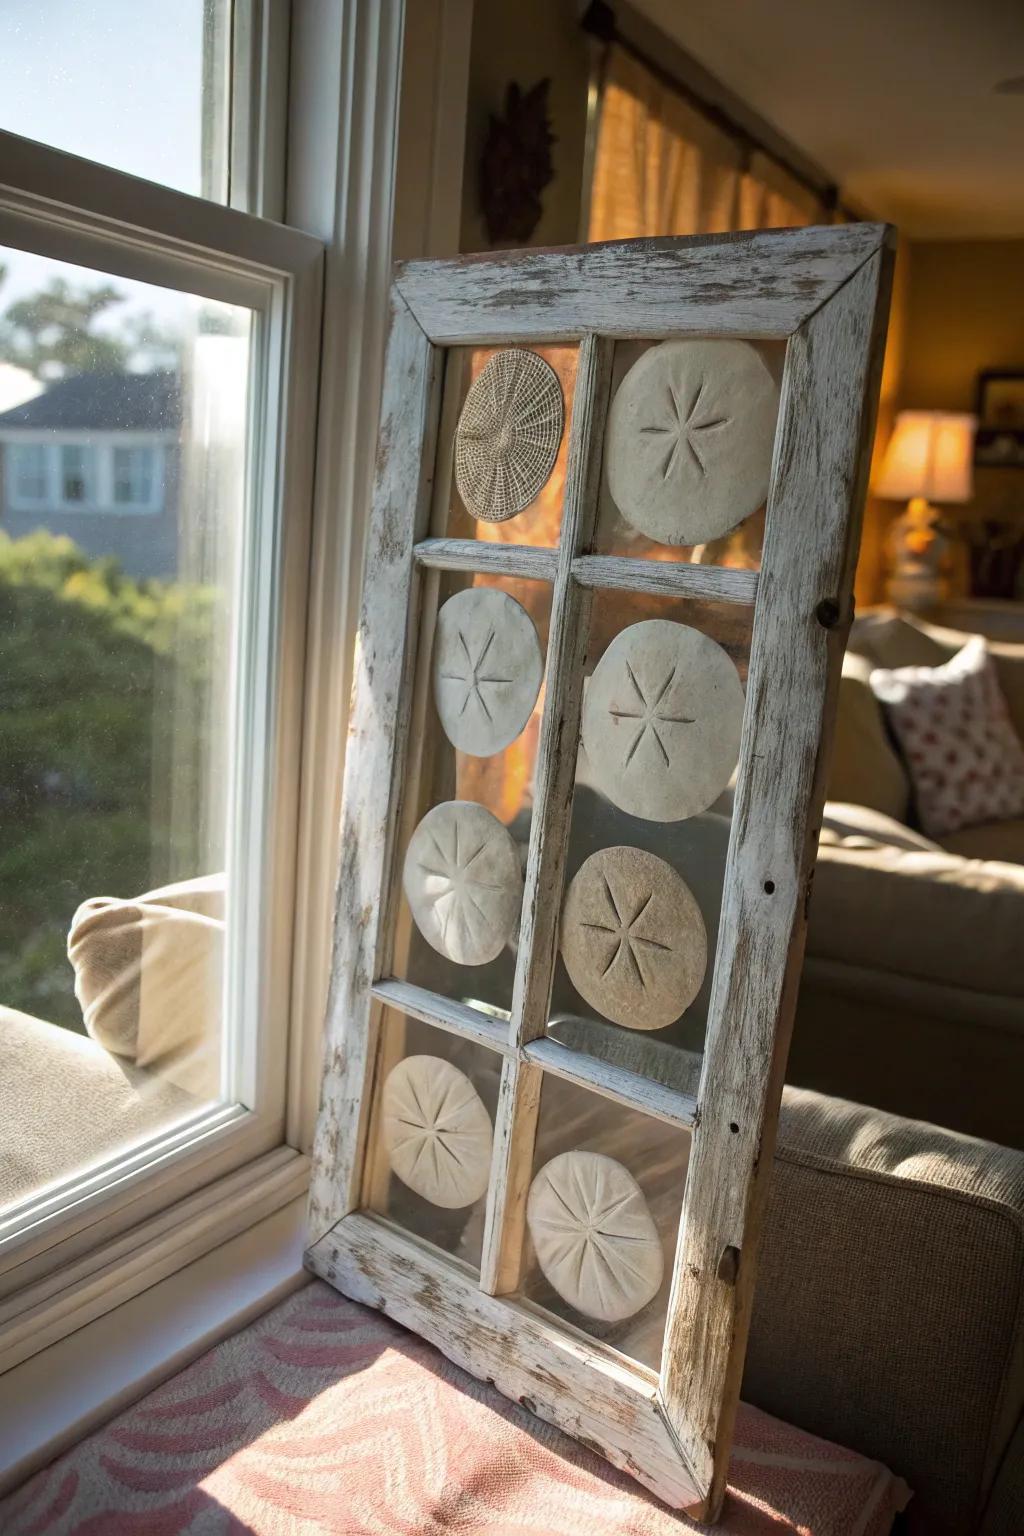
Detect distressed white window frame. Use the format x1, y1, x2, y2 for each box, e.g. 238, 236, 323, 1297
306, 223, 895, 1521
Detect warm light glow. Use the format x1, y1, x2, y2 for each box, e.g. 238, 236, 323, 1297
875, 410, 976, 503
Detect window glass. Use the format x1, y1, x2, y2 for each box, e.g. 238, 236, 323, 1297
59, 444, 96, 506
113, 445, 160, 509
0, 0, 230, 199
0, 246, 253, 1216
10, 443, 48, 503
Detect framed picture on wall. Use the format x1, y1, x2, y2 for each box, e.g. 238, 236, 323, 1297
975, 370, 1024, 468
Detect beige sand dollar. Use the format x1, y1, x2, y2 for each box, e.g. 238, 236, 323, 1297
382, 1055, 493, 1208
606, 338, 779, 546
403, 800, 522, 966
561, 845, 707, 1031
455, 348, 564, 522
582, 619, 744, 822
433, 587, 544, 757
527, 1151, 663, 1322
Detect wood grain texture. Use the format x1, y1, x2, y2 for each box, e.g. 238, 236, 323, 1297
371, 978, 510, 1055
660, 246, 894, 1515
306, 1212, 702, 1511
307, 294, 440, 1244
573, 554, 758, 607
524, 1038, 697, 1130
395, 224, 889, 344
414, 536, 558, 583
479, 1054, 543, 1296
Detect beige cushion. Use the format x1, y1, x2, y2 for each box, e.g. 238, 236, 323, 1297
0, 1005, 196, 1208
808, 837, 1024, 997
749, 1087, 1024, 1535
940, 818, 1024, 867
827, 651, 910, 822
820, 800, 940, 853
68, 873, 225, 1101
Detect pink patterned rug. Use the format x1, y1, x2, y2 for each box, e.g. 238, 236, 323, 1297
2, 1281, 909, 1535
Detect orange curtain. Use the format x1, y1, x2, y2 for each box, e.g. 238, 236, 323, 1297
588, 45, 828, 241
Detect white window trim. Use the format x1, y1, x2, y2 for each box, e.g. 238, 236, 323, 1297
0, 0, 471, 1464
0, 121, 322, 1337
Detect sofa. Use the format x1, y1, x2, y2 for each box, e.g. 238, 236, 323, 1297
790, 609, 1024, 1148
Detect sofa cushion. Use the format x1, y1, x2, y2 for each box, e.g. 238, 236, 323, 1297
808, 836, 1024, 997
820, 800, 941, 853
0, 1005, 197, 1209
748, 1087, 1024, 1535
940, 817, 1024, 867
67, 873, 224, 1100
869, 637, 1024, 837
827, 651, 910, 822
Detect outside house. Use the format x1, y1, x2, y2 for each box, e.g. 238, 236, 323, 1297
0, 369, 181, 579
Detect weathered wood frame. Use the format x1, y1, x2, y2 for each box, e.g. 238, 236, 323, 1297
306, 224, 894, 1521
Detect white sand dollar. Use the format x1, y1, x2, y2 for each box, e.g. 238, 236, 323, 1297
606, 338, 779, 546
382, 1055, 493, 1208
583, 619, 744, 822
455, 348, 564, 522
560, 846, 707, 1031
433, 587, 543, 756
527, 1151, 663, 1322
403, 800, 522, 966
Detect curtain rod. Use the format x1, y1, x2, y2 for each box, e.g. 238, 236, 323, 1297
581, 0, 841, 216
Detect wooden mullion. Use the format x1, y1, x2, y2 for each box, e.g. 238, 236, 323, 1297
523, 1038, 697, 1129
371, 979, 511, 1055
479, 334, 615, 1297
658, 248, 893, 1517
573, 553, 758, 607
415, 537, 558, 583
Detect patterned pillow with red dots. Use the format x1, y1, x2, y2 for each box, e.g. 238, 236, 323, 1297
869, 636, 1024, 838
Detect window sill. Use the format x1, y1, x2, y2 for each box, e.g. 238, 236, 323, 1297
0, 1189, 309, 1495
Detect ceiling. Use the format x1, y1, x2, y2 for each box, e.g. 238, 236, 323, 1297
633, 0, 1024, 239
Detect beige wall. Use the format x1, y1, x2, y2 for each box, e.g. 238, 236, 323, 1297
460, 0, 590, 253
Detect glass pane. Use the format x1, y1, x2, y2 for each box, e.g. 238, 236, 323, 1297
518, 1074, 690, 1370
591, 337, 785, 568
363, 1012, 502, 1273
0, 0, 229, 199
433, 345, 577, 548
0, 247, 252, 1215
549, 588, 754, 1080
388, 570, 553, 1021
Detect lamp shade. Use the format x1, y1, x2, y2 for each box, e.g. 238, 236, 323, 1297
875, 410, 976, 503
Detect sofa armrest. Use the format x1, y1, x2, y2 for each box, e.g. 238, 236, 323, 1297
747, 1087, 1024, 1535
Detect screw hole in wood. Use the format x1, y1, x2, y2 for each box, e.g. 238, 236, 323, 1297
763, 879, 775, 895
729, 1122, 739, 1134
815, 598, 841, 628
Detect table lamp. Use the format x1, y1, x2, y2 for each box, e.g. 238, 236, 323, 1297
875, 410, 976, 610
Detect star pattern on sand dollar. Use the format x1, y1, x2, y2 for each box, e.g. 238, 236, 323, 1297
609, 661, 695, 769
417, 815, 506, 951
440, 626, 512, 724
580, 872, 673, 994
387, 1067, 484, 1193
529, 1156, 659, 1319
638, 376, 729, 480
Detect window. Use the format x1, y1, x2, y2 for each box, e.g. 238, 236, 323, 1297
0, 105, 322, 1361
112, 445, 160, 510
0, 0, 230, 199
58, 443, 96, 505
9, 443, 47, 504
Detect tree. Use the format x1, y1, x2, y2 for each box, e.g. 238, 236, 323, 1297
0, 275, 180, 381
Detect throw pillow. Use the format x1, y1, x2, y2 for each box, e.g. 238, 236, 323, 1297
869, 636, 1024, 837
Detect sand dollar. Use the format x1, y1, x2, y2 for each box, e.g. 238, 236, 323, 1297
455, 349, 564, 522
606, 338, 779, 546
582, 619, 744, 822
527, 1151, 663, 1322
561, 846, 707, 1031
403, 800, 522, 966
433, 587, 543, 757
382, 1055, 493, 1208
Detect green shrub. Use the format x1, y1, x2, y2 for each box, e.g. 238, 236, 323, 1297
0, 531, 216, 1030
